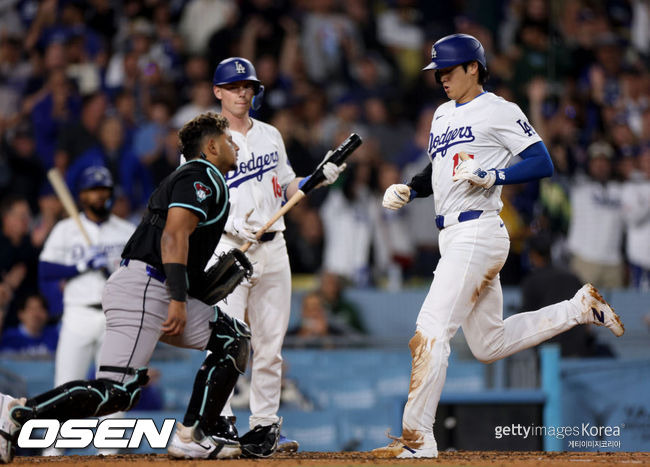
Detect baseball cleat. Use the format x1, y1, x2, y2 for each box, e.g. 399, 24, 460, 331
371, 438, 438, 459
0, 394, 25, 464
276, 434, 299, 453
167, 422, 241, 459
239, 420, 280, 458
575, 284, 625, 337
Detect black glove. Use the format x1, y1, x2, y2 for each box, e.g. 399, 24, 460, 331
190, 249, 253, 305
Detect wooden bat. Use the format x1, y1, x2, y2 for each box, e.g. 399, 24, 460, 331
239, 133, 363, 253
47, 168, 92, 246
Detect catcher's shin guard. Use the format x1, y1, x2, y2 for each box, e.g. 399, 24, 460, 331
183, 310, 251, 434
10, 369, 149, 428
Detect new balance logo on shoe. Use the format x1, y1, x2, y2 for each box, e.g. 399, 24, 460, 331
592, 307, 605, 324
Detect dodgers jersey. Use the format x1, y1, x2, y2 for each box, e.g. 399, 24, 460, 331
39, 214, 135, 307
428, 92, 541, 215
225, 119, 295, 232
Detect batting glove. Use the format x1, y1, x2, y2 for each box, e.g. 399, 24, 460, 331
231, 210, 258, 243
77, 247, 109, 273
452, 157, 497, 190
320, 151, 347, 186
383, 184, 412, 210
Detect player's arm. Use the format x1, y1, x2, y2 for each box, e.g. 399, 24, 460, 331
382, 162, 433, 210
453, 141, 554, 189
160, 207, 199, 336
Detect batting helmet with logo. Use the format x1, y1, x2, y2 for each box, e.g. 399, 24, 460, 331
78, 166, 114, 192
422, 33, 487, 71
213, 57, 265, 110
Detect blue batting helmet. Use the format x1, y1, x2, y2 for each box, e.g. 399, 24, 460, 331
213, 57, 265, 110
422, 33, 487, 71
78, 166, 113, 192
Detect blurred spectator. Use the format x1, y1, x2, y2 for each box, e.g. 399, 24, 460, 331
520, 233, 613, 357
0, 195, 39, 326
148, 128, 182, 186
0, 36, 32, 124
567, 141, 625, 288
286, 291, 361, 348
0, 121, 46, 213
285, 204, 324, 275
66, 116, 152, 217
621, 146, 650, 290
179, 0, 237, 55
319, 271, 365, 333
363, 97, 413, 164
171, 81, 220, 129
0, 294, 58, 356
54, 92, 107, 172
133, 99, 172, 165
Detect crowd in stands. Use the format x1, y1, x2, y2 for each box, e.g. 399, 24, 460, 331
0, 0, 648, 350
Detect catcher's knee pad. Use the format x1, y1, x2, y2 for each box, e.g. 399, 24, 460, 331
11, 369, 149, 427
183, 310, 251, 433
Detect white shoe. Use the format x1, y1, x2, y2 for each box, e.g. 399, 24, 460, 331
371, 437, 438, 459
167, 422, 241, 459
575, 284, 625, 337
0, 394, 25, 464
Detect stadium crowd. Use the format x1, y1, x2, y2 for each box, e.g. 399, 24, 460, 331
0, 0, 648, 351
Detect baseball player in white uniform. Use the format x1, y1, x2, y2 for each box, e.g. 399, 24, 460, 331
208, 57, 344, 457
373, 34, 625, 459
39, 166, 135, 387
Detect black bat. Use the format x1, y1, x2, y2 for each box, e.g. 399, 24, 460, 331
299, 133, 363, 194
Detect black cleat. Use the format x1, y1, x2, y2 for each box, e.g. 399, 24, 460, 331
239, 421, 280, 458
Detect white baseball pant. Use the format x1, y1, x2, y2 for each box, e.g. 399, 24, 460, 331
402, 215, 586, 445
215, 233, 291, 429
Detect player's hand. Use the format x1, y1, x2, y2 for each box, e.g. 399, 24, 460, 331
316, 151, 347, 188
452, 153, 497, 189
77, 247, 109, 273
232, 209, 258, 243
163, 300, 187, 336
382, 184, 412, 210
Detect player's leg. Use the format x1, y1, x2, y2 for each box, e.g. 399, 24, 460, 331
54, 306, 106, 385
464, 276, 624, 363
165, 302, 251, 460
373, 217, 509, 459
238, 238, 291, 457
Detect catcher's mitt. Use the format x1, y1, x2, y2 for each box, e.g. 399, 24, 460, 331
191, 249, 253, 305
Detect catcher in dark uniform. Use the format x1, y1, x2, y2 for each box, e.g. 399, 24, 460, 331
0, 113, 254, 462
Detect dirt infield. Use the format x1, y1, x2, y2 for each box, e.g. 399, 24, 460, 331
12, 451, 650, 466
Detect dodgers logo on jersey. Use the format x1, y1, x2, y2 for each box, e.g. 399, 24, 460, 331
194, 181, 213, 202
226, 151, 279, 188
428, 125, 475, 158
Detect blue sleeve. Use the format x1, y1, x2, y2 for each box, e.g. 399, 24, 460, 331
492, 141, 554, 185
39, 261, 80, 281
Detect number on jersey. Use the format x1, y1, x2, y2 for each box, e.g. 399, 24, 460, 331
452, 153, 474, 176
271, 175, 282, 198
516, 119, 536, 136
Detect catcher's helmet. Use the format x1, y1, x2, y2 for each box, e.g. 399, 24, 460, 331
213, 57, 265, 110
78, 165, 114, 192
423, 33, 486, 71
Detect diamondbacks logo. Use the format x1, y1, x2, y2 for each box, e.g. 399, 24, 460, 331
235, 61, 246, 74
194, 182, 212, 202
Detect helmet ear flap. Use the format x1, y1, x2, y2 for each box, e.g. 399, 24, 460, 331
251, 85, 265, 111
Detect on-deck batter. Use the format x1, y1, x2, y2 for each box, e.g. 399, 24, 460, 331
208, 57, 345, 458
373, 33, 625, 459
39, 166, 135, 388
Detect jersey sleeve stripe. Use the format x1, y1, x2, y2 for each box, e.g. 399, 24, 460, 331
168, 203, 208, 220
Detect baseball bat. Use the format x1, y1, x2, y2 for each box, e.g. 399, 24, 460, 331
239, 133, 363, 253
47, 168, 92, 246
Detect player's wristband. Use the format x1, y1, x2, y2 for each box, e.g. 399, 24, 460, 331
163, 263, 188, 302
298, 175, 311, 190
